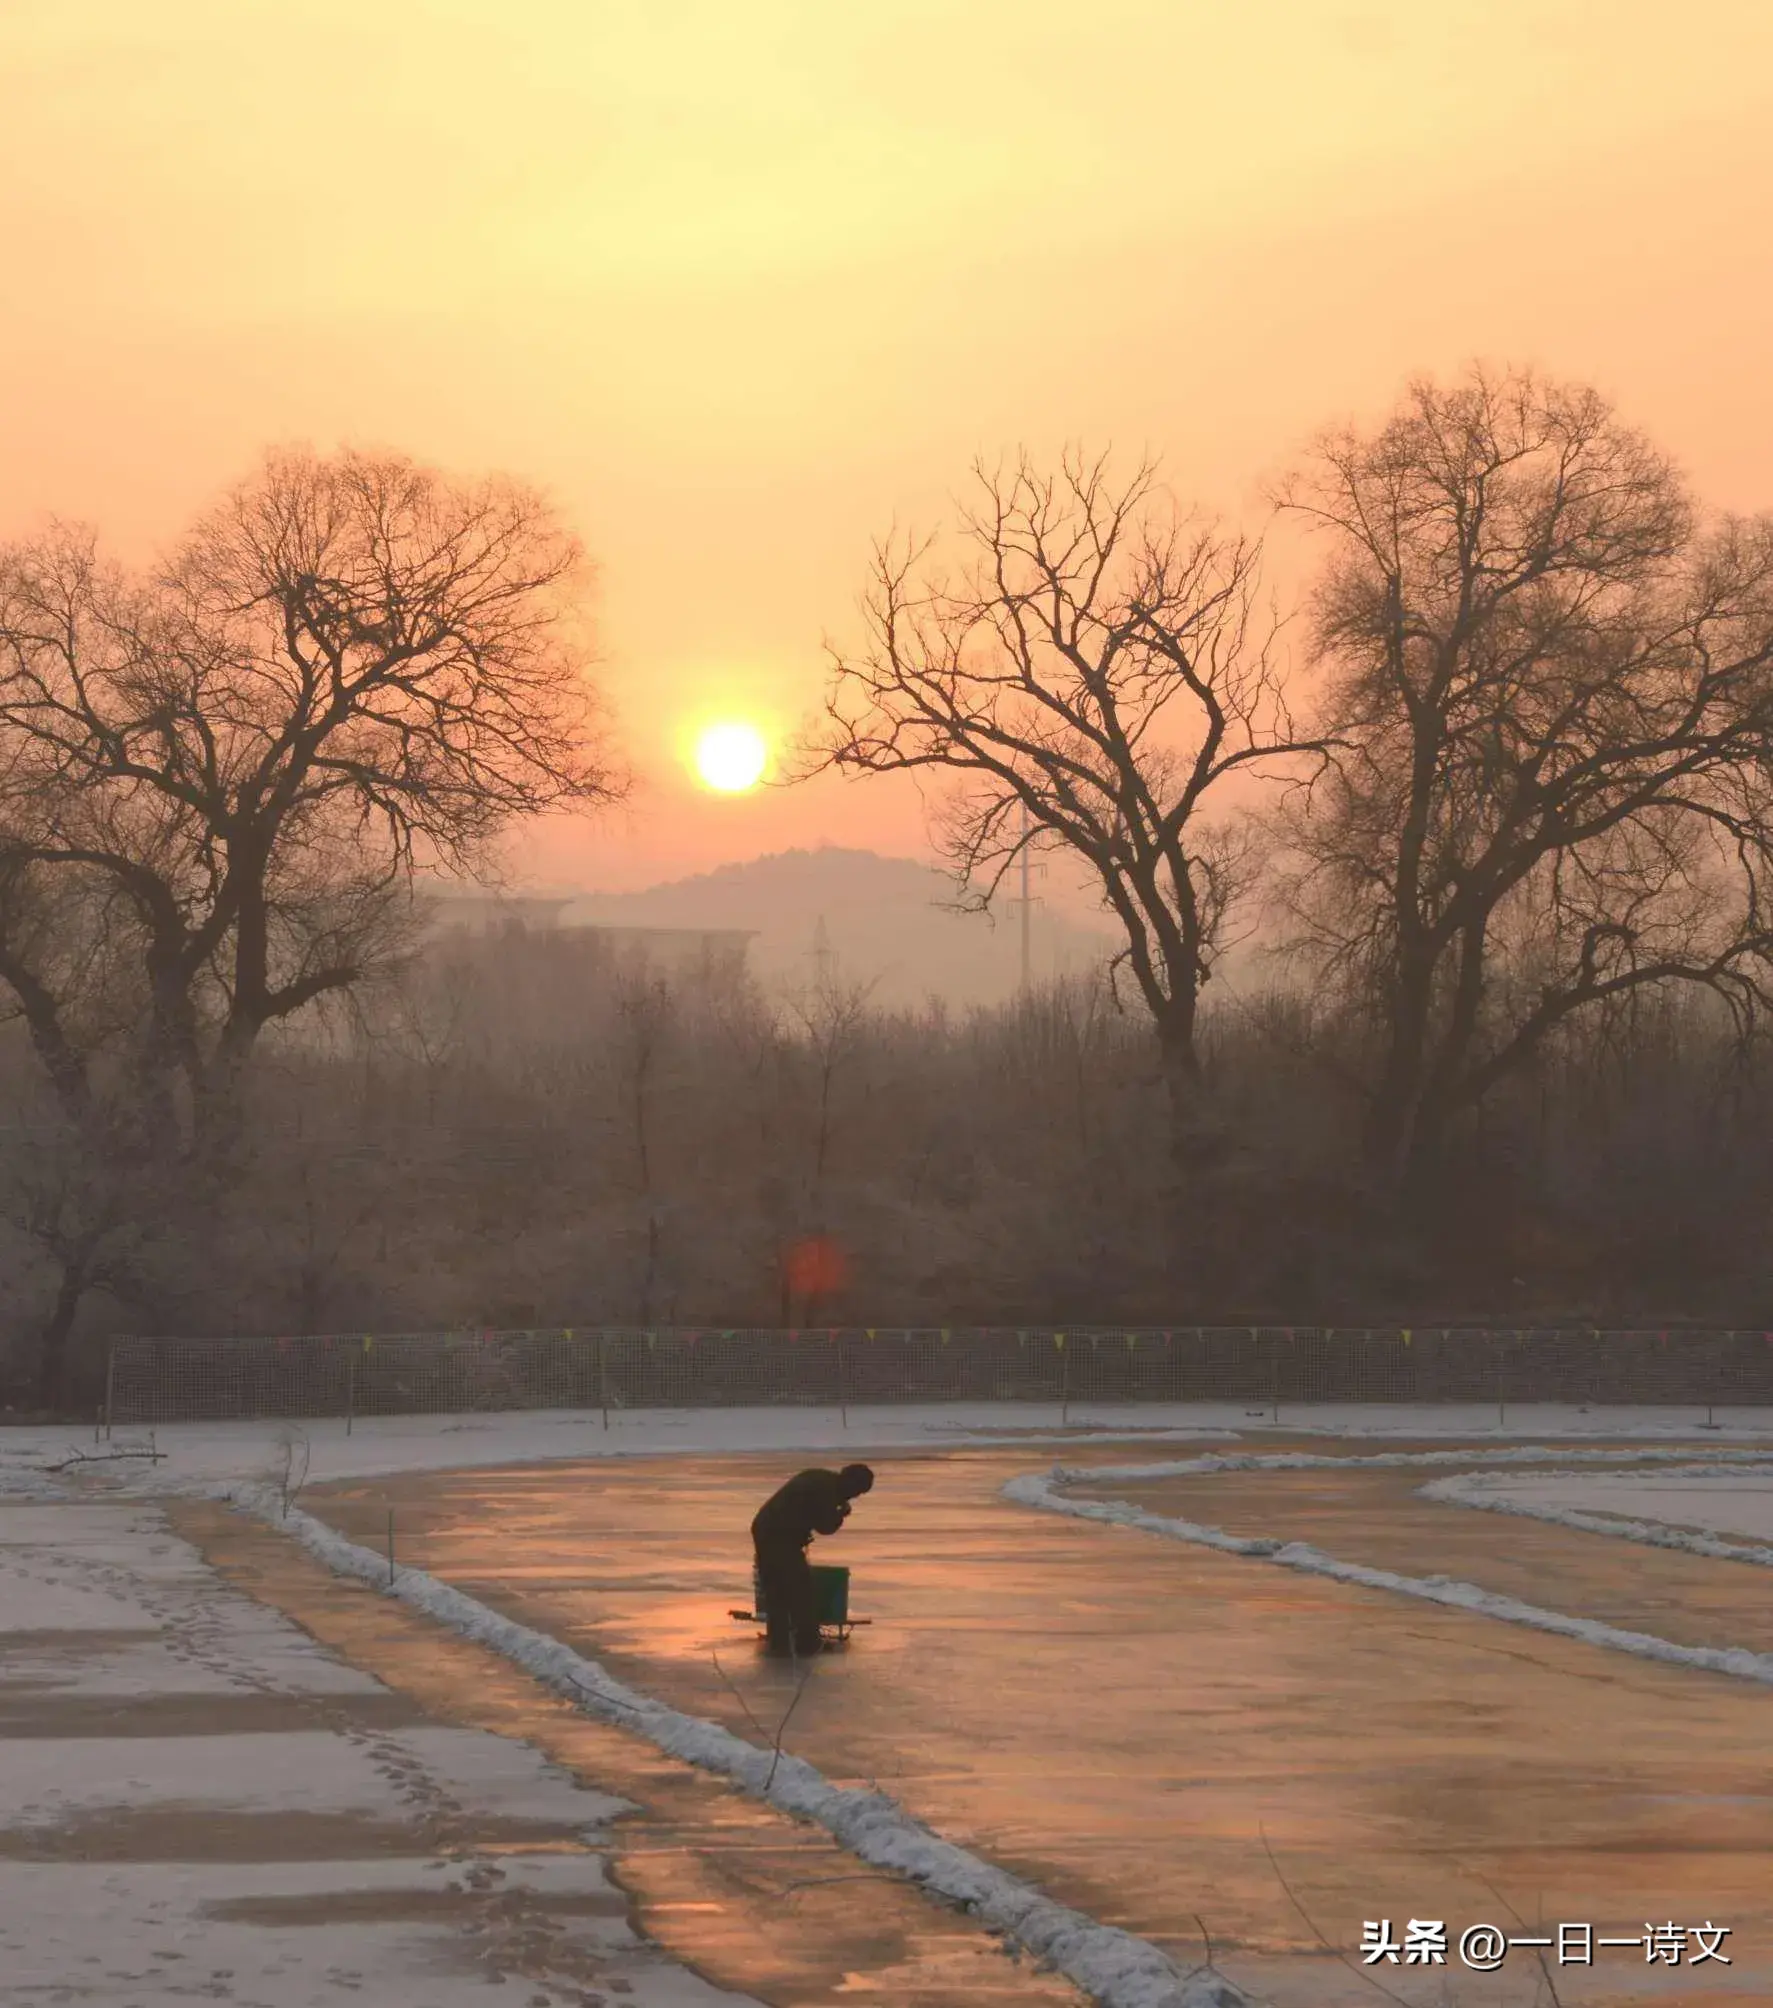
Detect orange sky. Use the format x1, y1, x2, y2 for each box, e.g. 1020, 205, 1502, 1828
2, 2, 1769, 890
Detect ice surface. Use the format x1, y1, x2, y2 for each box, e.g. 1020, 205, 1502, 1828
246, 1483, 1252, 2008
1012, 1448, 1773, 1689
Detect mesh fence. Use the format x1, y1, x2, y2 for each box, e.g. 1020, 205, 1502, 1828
104, 1323, 1773, 1425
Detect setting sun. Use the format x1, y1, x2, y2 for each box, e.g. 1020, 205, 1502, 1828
694, 720, 769, 794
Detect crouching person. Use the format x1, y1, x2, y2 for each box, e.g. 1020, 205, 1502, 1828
750, 1463, 874, 1658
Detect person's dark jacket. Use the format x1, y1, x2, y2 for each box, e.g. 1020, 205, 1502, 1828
751, 1468, 851, 1550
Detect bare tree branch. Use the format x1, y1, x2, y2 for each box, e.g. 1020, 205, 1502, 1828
807, 447, 1333, 1157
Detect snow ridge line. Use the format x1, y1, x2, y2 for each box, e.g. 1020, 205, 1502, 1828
1051, 1444, 1773, 1486
219, 1483, 1251, 2008
1421, 1466, 1773, 1570
1004, 1453, 1773, 1691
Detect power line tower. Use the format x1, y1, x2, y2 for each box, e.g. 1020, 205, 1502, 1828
811, 914, 836, 989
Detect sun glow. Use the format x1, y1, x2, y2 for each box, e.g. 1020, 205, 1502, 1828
694, 720, 769, 793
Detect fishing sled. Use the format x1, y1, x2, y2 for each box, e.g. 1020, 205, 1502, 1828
729, 1562, 871, 1645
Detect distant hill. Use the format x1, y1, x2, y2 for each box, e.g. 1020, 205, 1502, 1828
554, 847, 1115, 1008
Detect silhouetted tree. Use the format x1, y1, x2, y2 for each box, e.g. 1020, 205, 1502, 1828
1275, 366, 1773, 1187
0, 447, 621, 1401
814, 450, 1329, 1158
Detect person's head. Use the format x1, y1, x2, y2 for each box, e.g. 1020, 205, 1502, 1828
838, 1463, 875, 1500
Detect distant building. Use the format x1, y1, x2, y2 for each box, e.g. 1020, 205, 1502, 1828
421, 893, 755, 980
423, 891, 574, 937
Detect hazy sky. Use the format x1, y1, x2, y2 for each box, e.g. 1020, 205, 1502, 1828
2, 2, 1769, 890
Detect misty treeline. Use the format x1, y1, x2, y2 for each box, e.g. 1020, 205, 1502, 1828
5, 365, 1773, 1411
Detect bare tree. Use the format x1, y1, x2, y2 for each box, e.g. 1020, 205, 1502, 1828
1275, 365, 1773, 1187
812, 450, 1329, 1157
377, 950, 475, 1126
0, 447, 620, 1150
0, 446, 622, 1400
0, 857, 174, 1403
783, 966, 876, 1188
612, 968, 675, 1198
612, 967, 676, 1324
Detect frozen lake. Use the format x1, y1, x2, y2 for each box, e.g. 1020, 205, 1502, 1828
307, 1433, 1773, 2007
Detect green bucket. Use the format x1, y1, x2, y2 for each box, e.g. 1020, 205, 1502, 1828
811, 1564, 850, 1626
753, 1563, 850, 1627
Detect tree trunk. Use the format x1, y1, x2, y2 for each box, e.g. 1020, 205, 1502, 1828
1158, 1016, 1216, 1168
1362, 959, 1436, 1191
37, 1245, 94, 1413
637, 1211, 661, 1326
192, 1032, 254, 1163
296, 1264, 324, 1338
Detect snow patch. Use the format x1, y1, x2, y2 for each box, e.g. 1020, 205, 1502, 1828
0, 1723, 628, 1829
0, 1856, 751, 2008
1043, 1443, 1773, 1487
9, 1399, 1773, 1505
1424, 1463, 1773, 1568
0, 1496, 762, 2008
